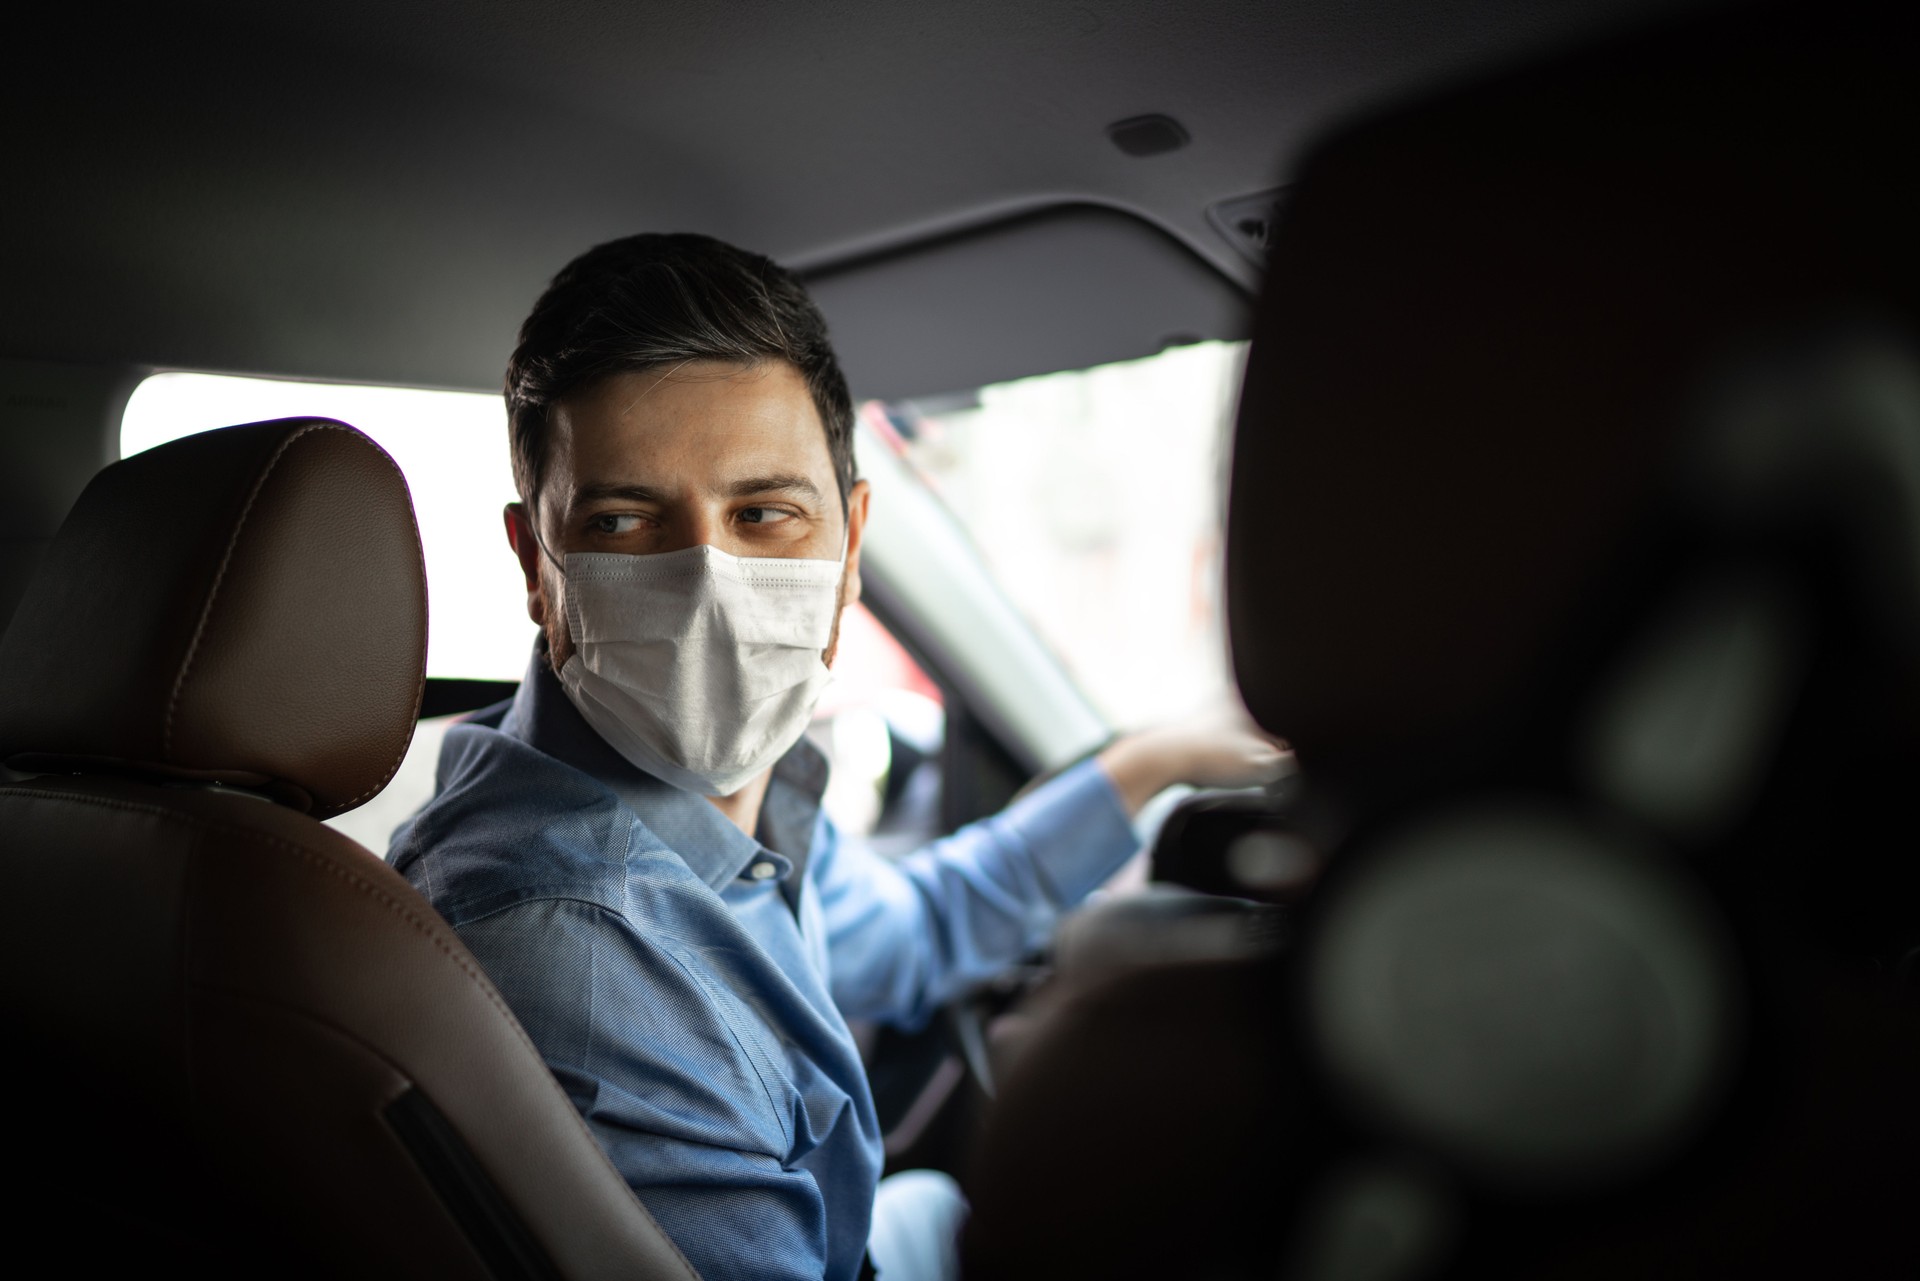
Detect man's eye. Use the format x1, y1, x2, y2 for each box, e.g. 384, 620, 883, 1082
739, 506, 795, 526
591, 513, 645, 535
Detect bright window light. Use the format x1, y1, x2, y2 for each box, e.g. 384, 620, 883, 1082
121, 373, 536, 681
878, 340, 1246, 729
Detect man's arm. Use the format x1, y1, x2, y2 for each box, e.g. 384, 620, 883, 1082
455, 897, 844, 1281
818, 715, 1289, 1029
1093, 715, 1291, 816
817, 757, 1133, 1028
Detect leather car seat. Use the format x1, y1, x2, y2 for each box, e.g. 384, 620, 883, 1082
963, 4, 1920, 1278
0, 419, 698, 1280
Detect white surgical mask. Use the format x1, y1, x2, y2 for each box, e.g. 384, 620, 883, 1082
555, 543, 843, 796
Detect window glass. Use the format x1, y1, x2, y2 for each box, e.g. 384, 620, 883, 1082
873, 340, 1245, 729
121, 372, 534, 680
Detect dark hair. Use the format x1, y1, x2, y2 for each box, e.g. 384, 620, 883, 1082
505, 233, 856, 511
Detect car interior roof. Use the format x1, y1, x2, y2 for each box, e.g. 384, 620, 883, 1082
6, 0, 1714, 401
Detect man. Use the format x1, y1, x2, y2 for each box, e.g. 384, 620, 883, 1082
390, 233, 1285, 1281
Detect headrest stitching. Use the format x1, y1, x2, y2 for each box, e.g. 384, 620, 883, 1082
336, 437, 430, 811
159, 423, 429, 812
164, 422, 341, 763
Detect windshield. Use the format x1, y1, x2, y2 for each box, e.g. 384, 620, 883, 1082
873, 340, 1245, 729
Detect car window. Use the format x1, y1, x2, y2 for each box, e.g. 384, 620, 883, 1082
121, 372, 534, 681
873, 339, 1246, 729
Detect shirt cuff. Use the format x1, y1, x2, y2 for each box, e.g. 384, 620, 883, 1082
996, 756, 1141, 908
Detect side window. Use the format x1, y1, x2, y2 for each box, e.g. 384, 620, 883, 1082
121, 372, 533, 681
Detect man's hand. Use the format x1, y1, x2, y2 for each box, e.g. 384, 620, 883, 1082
1095, 711, 1293, 818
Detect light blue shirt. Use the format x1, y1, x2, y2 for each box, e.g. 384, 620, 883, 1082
389, 651, 1138, 1281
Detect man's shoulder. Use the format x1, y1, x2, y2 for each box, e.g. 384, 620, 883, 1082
388, 719, 642, 925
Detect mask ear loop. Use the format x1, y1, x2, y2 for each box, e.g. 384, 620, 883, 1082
519, 501, 574, 669
521, 499, 569, 578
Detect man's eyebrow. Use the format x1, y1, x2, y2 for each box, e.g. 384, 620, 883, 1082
724, 473, 824, 502
570, 481, 670, 507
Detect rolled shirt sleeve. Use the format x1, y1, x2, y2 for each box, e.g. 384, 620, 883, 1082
818, 757, 1140, 1029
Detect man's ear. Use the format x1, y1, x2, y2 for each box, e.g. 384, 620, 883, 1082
503, 502, 549, 627
840, 480, 871, 607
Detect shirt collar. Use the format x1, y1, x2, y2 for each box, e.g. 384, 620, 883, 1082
501, 644, 828, 893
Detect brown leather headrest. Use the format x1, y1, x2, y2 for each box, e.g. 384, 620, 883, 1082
0, 419, 426, 817
1226, 3, 1920, 770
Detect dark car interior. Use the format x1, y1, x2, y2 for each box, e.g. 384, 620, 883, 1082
4, 0, 1916, 1277
969, 6, 1920, 1276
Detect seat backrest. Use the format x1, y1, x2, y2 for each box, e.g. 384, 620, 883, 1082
0, 420, 697, 1280
1220, 0, 1920, 1270
966, 5, 1920, 1277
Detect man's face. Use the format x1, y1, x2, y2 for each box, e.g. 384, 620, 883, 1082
505, 358, 869, 669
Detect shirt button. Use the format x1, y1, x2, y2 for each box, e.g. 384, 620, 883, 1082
748, 860, 778, 881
